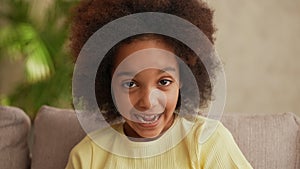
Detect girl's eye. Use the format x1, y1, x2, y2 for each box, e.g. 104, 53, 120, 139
122, 81, 137, 88
158, 79, 172, 86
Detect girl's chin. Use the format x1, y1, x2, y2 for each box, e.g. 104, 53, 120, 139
124, 113, 175, 139
130, 123, 163, 138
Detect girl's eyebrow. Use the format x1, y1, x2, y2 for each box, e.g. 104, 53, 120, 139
116, 67, 177, 77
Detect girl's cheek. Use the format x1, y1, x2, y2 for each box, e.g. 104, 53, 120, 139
112, 88, 131, 113
167, 89, 180, 106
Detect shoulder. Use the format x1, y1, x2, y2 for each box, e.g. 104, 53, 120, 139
70, 135, 93, 156
191, 115, 237, 151
74, 122, 123, 150
67, 135, 97, 166
193, 116, 253, 168
184, 115, 224, 143
66, 123, 124, 169
65, 136, 93, 169
188, 115, 230, 143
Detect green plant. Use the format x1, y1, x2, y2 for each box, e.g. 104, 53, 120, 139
0, 0, 78, 119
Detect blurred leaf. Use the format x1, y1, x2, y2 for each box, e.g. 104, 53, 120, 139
0, 23, 54, 82
0, 0, 79, 118
0, 25, 22, 60
22, 24, 54, 82
0, 95, 10, 106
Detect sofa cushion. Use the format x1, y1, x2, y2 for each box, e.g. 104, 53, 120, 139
31, 106, 86, 169
31, 106, 299, 169
0, 106, 31, 169
221, 112, 300, 169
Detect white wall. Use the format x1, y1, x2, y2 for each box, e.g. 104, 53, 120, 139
207, 0, 300, 116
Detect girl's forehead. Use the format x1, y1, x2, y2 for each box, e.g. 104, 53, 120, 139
113, 39, 176, 68
111, 48, 180, 86
113, 48, 179, 77
111, 40, 179, 80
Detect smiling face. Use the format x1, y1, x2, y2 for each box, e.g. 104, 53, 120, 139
111, 39, 180, 139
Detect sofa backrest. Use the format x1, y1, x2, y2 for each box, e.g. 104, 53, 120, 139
221, 112, 300, 169
31, 106, 86, 169
30, 106, 299, 169
0, 106, 31, 169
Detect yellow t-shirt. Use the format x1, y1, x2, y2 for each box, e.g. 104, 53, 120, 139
65, 116, 253, 169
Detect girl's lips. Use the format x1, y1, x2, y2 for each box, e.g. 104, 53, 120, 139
136, 114, 163, 128
132, 112, 163, 124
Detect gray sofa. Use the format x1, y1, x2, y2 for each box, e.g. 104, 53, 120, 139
0, 105, 299, 169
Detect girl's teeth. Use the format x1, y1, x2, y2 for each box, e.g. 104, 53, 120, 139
135, 114, 161, 124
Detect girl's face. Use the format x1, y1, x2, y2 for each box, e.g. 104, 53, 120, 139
111, 39, 180, 139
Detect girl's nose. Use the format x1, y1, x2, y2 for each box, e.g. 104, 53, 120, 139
135, 88, 165, 111
136, 88, 152, 110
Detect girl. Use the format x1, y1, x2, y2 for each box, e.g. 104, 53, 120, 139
66, 0, 253, 168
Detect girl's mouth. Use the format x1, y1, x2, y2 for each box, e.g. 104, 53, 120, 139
133, 113, 163, 124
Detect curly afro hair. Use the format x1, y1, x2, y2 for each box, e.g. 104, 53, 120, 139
70, 0, 218, 122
